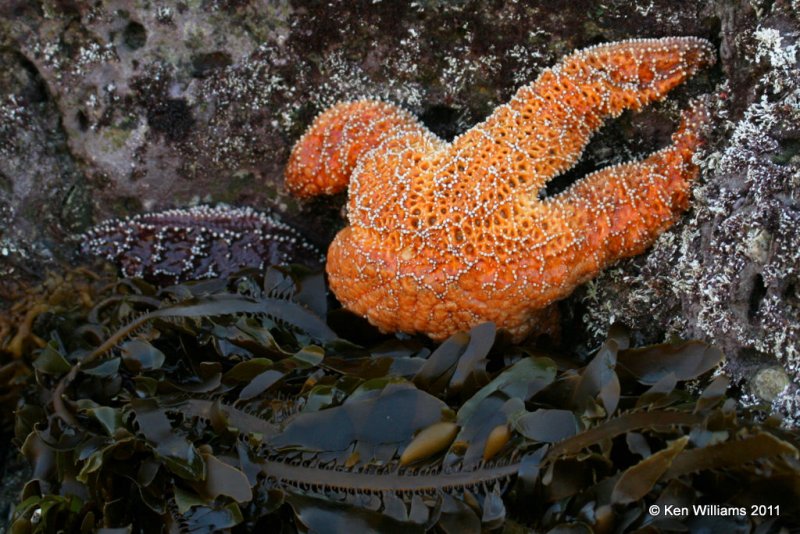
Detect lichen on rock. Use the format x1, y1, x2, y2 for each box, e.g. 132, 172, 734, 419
581, 9, 800, 423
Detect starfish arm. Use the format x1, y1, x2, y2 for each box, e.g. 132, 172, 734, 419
452, 37, 716, 194
285, 100, 436, 197
80, 206, 324, 285
536, 103, 709, 294
347, 127, 445, 230
284, 37, 716, 342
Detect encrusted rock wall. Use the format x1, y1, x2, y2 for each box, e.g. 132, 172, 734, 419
0, 1, 798, 418
580, 1, 800, 422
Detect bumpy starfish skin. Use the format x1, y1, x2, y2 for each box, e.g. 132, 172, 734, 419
81, 205, 324, 285
286, 101, 430, 198
286, 37, 716, 341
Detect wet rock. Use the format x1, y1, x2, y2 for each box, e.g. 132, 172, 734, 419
0, 1, 797, 423
752, 366, 791, 402
580, 0, 800, 423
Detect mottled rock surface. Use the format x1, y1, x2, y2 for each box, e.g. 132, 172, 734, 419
0, 0, 797, 425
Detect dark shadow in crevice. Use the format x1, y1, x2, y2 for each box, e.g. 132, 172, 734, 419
748, 273, 767, 320
419, 104, 470, 142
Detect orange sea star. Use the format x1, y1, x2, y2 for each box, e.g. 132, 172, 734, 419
285, 37, 716, 341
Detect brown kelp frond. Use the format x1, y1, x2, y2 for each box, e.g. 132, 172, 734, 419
261, 453, 524, 493
49, 267, 336, 426
7, 267, 800, 533
0, 268, 116, 431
